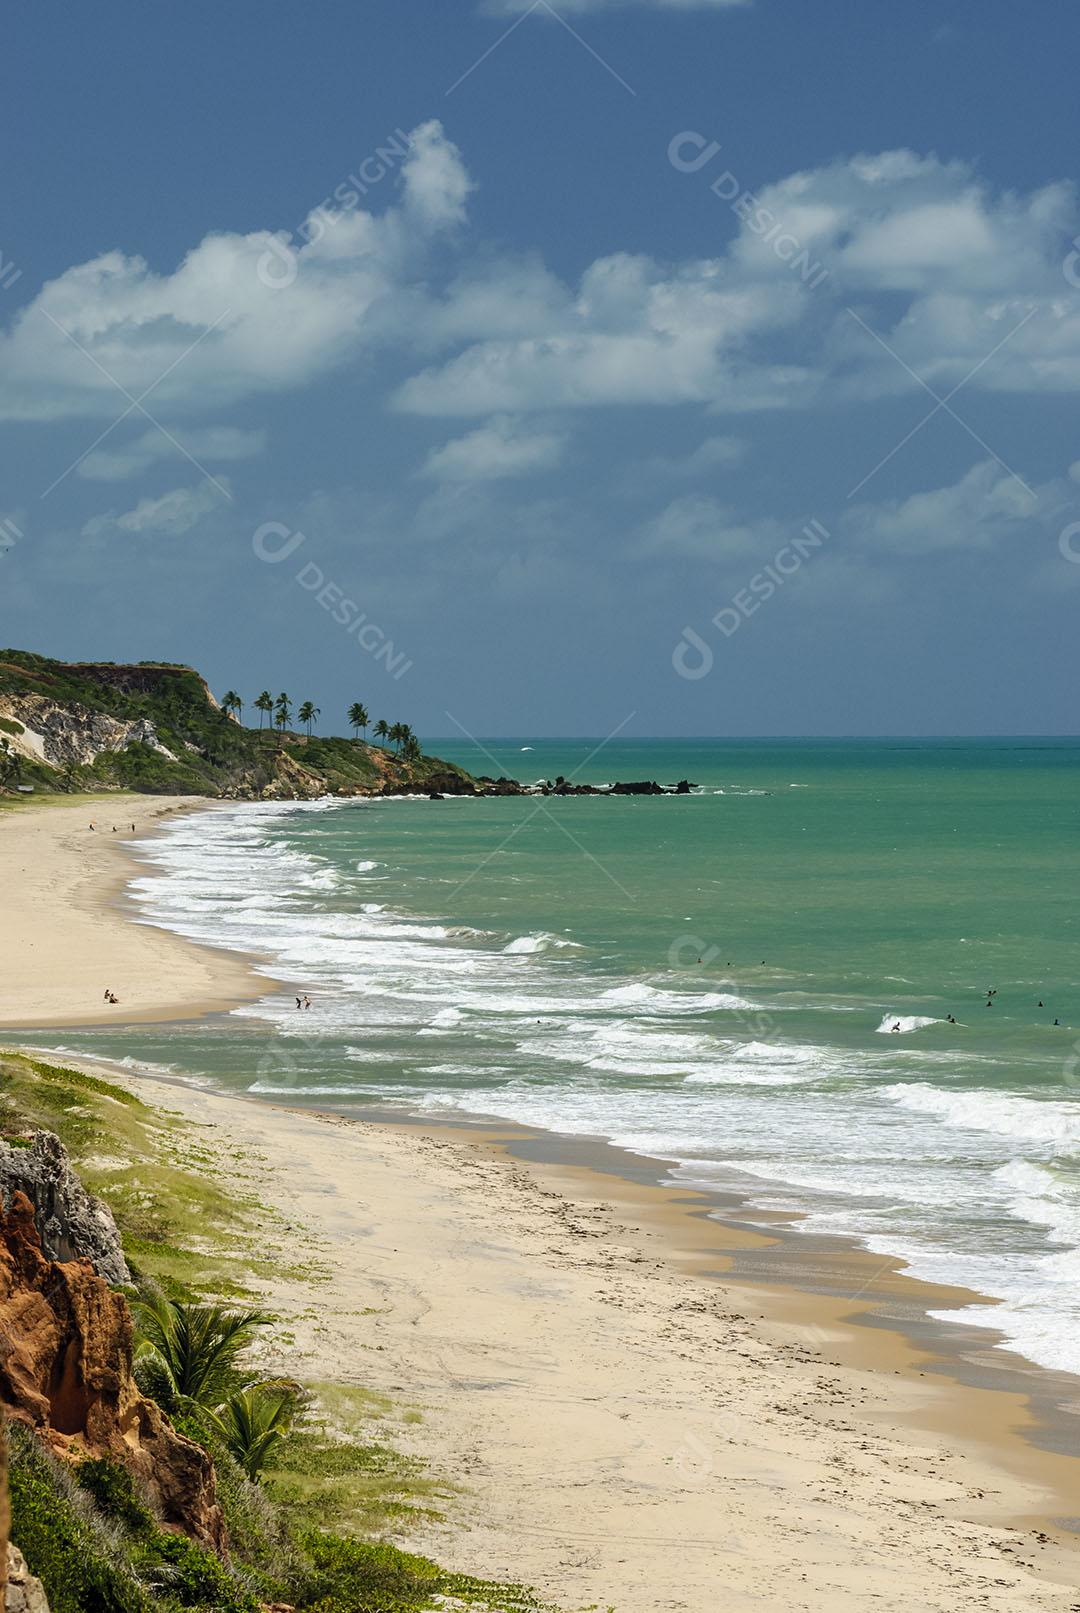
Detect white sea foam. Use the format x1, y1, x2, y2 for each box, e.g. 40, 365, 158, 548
114, 796, 1080, 1379
875, 1014, 941, 1034
503, 933, 581, 955
883, 1083, 1080, 1148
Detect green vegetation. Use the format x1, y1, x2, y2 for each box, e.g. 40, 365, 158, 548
0, 1048, 561, 1612
133, 1295, 271, 1407
0, 650, 476, 799
207, 1382, 302, 1482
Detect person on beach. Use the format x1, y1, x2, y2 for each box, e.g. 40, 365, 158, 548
295, 996, 302, 1010
303, 995, 312, 1010
104, 987, 111, 1001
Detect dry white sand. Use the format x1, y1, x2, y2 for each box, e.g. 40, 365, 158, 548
78, 1069, 1080, 1613
0, 797, 263, 1027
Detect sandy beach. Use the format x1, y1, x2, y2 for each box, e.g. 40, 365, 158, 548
0, 796, 264, 1027
4, 798, 1080, 1610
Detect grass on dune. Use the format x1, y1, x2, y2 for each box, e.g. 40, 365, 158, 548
0, 1048, 564, 1612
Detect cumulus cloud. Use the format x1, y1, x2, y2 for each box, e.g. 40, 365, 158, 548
81, 479, 229, 538
637, 494, 786, 561
847, 459, 1040, 554
642, 434, 746, 478
77, 425, 265, 482
4, 133, 1080, 445
396, 150, 1080, 416
419, 414, 566, 481
0, 121, 470, 423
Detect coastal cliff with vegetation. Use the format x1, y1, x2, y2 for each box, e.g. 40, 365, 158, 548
0, 1049, 552, 1613
0, 653, 476, 802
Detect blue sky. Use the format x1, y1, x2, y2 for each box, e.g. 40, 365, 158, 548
1, 0, 1078, 736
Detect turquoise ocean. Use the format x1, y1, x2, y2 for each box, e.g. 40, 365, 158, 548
40, 739, 1080, 1375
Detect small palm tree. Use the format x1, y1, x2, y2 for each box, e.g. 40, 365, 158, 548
207, 1383, 303, 1482
0, 738, 21, 787
133, 1296, 269, 1408
388, 723, 406, 753
373, 719, 389, 746
274, 692, 292, 736
220, 690, 243, 724
297, 701, 319, 737
347, 702, 369, 741
254, 690, 273, 730
402, 733, 421, 763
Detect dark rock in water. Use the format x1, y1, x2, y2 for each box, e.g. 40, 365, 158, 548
0, 1132, 130, 1288
609, 780, 664, 795
428, 791, 445, 800
675, 779, 693, 794
480, 777, 528, 796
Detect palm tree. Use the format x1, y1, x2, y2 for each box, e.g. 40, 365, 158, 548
402, 733, 421, 763
220, 690, 243, 724
388, 722, 406, 753
347, 702, 369, 741
133, 1296, 269, 1408
254, 690, 273, 730
373, 719, 389, 747
297, 701, 319, 737
0, 738, 21, 788
207, 1383, 302, 1482
274, 692, 292, 736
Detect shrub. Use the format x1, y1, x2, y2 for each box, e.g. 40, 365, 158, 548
135, 1532, 260, 1611
8, 1425, 149, 1613
75, 1456, 155, 1535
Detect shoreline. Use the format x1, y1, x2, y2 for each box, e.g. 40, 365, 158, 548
6, 795, 1080, 1602
9, 1045, 1080, 1609
0, 795, 268, 1028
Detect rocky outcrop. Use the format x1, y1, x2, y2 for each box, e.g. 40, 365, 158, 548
0, 1192, 225, 1552
0, 1135, 130, 1288
474, 775, 698, 798
5, 1548, 49, 1613
0, 694, 176, 769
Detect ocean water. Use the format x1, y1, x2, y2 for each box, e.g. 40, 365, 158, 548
43, 739, 1080, 1376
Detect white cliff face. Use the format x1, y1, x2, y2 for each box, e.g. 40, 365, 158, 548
0, 694, 177, 768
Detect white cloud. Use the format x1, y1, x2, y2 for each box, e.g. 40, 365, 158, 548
396, 151, 1080, 416
420, 414, 566, 481
638, 494, 785, 561
81, 479, 229, 538
847, 460, 1039, 554
5, 134, 1080, 446
642, 434, 746, 479
0, 121, 470, 423
77, 425, 265, 482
